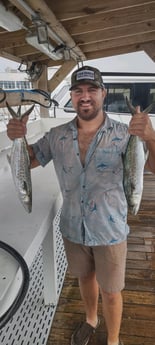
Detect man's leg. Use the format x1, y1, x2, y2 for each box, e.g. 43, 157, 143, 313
79, 271, 99, 327
100, 289, 123, 345
94, 241, 127, 345
63, 237, 99, 327
62, 238, 100, 345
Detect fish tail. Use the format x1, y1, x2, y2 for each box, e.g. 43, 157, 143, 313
6, 101, 18, 119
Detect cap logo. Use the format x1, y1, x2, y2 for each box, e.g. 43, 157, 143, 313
76, 70, 95, 81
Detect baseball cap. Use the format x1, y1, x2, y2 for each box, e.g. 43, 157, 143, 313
70, 65, 104, 90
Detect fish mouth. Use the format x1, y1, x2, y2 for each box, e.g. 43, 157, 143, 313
128, 199, 141, 215
22, 199, 32, 213
19, 191, 32, 213
25, 205, 32, 213
129, 206, 139, 215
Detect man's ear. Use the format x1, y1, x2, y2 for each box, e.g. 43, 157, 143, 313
102, 88, 107, 100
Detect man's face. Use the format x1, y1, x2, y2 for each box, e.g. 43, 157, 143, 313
71, 84, 106, 121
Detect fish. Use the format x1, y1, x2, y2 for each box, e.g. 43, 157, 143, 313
123, 98, 154, 215
6, 102, 34, 213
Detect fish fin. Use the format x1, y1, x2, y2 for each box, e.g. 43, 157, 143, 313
23, 181, 32, 213
131, 181, 136, 191
7, 154, 11, 165
23, 180, 28, 192
144, 148, 149, 162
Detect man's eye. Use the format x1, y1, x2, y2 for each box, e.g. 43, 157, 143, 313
90, 88, 97, 92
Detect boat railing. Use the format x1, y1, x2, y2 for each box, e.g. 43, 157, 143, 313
0, 118, 71, 328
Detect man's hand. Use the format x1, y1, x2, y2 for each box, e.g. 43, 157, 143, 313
128, 106, 155, 141
7, 115, 28, 140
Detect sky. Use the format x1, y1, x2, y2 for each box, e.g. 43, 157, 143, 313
0, 58, 19, 72
87, 51, 155, 73
1, 50, 155, 74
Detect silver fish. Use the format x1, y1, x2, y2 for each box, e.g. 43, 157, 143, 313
6, 102, 34, 213
123, 98, 154, 215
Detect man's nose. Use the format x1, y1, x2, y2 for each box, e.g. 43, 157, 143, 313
80, 91, 91, 100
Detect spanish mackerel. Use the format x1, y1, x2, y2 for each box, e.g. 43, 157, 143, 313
123, 98, 154, 215
6, 102, 34, 213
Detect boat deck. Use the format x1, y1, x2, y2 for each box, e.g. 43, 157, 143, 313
47, 173, 155, 345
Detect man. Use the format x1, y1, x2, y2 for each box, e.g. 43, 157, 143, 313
7, 65, 155, 345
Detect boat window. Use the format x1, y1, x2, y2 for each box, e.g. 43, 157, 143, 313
62, 81, 155, 115
2, 81, 16, 89
0, 80, 31, 90
16, 81, 31, 89
64, 98, 75, 113
104, 83, 131, 113
148, 84, 155, 114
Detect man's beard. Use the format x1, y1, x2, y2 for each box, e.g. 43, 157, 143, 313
76, 101, 101, 121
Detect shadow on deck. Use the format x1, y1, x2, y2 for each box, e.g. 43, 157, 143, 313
47, 173, 155, 345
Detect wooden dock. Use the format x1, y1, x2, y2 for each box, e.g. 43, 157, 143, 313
47, 173, 155, 345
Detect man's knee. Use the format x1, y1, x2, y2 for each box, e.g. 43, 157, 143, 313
100, 289, 122, 305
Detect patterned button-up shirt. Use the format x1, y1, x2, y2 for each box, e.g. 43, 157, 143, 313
32, 115, 130, 246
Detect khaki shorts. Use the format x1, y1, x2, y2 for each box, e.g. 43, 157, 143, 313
63, 237, 127, 293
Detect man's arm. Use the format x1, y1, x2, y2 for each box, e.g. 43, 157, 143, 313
145, 140, 155, 173
7, 116, 40, 169
128, 106, 155, 173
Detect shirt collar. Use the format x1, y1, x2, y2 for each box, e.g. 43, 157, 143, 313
69, 113, 114, 133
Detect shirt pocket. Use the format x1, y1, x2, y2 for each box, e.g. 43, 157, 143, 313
95, 147, 121, 171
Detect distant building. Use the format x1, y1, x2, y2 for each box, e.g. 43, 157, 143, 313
0, 71, 32, 90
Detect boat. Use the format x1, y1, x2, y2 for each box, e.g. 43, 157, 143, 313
0, 71, 67, 343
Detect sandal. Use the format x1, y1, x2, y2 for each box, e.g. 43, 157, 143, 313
71, 319, 100, 345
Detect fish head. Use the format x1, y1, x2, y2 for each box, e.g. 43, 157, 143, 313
18, 181, 32, 213
128, 192, 142, 215
21, 193, 32, 213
